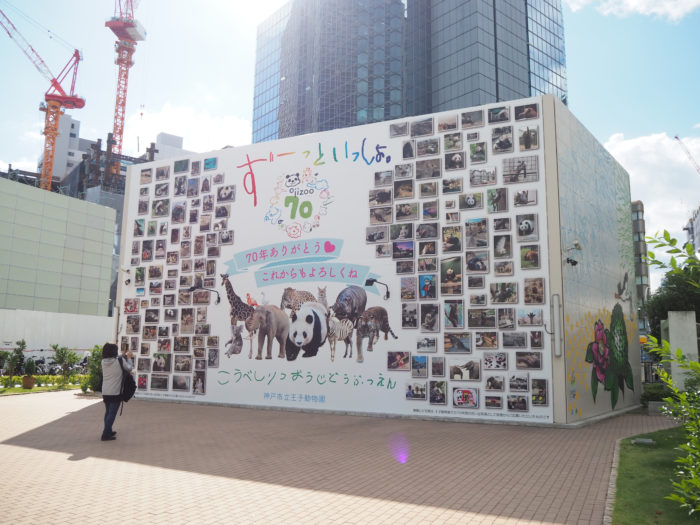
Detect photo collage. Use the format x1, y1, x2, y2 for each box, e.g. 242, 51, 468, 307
124, 156, 226, 395
375, 101, 549, 413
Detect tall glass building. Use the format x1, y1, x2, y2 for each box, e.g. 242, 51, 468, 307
252, 0, 567, 143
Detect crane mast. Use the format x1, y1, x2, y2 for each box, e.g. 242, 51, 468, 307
105, 0, 145, 182
0, 9, 85, 190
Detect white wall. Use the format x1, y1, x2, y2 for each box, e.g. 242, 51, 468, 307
121, 95, 556, 423
0, 309, 115, 351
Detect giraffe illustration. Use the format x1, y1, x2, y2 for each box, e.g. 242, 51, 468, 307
220, 274, 255, 325
221, 274, 256, 355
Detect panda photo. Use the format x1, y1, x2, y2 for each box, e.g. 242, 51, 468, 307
516, 214, 538, 241
460, 193, 480, 210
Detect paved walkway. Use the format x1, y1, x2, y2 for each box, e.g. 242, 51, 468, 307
1, 391, 676, 525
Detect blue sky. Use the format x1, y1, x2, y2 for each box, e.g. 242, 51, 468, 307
1, 0, 698, 289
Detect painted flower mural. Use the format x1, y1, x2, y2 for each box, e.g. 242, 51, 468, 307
590, 320, 610, 382
585, 304, 634, 409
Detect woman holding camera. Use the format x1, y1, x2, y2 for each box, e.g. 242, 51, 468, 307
100, 343, 133, 441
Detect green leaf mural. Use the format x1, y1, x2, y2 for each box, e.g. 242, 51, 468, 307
586, 303, 634, 409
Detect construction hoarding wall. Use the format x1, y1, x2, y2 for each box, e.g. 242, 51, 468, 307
120, 95, 565, 423
0, 309, 115, 353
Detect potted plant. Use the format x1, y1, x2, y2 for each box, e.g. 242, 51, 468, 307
22, 357, 36, 389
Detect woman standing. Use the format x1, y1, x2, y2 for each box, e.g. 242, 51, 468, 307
100, 343, 133, 441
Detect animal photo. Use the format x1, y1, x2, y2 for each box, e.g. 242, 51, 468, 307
448, 358, 480, 381
516, 214, 538, 242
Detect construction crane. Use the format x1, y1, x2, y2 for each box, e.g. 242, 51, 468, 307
105, 0, 146, 183
675, 135, 700, 176
0, 9, 85, 190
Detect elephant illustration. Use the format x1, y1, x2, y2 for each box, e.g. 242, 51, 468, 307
244, 304, 289, 360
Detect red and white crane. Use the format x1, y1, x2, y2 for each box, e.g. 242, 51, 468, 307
0, 8, 85, 190
105, 0, 146, 180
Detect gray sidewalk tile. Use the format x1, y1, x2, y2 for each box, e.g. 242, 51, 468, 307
1, 390, 676, 524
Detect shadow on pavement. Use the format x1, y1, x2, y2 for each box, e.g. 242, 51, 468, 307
1, 396, 676, 521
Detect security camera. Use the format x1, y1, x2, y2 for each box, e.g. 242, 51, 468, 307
124, 278, 131, 285
121, 268, 131, 274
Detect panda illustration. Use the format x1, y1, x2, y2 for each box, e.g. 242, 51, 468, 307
518, 217, 535, 237
286, 302, 329, 360
464, 195, 476, 208
285, 172, 301, 188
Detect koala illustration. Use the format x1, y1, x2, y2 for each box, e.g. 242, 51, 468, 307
285, 173, 301, 187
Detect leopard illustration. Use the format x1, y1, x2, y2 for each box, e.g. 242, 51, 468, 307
280, 287, 317, 315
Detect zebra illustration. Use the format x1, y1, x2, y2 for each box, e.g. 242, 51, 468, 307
328, 316, 354, 362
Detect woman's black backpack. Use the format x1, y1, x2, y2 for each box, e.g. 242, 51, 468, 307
118, 357, 137, 402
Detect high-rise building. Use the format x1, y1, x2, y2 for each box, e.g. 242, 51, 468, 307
252, 0, 567, 143
252, 0, 405, 143
684, 204, 700, 251
36, 116, 96, 183
631, 200, 649, 311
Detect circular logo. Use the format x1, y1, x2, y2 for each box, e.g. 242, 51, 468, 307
264, 168, 333, 239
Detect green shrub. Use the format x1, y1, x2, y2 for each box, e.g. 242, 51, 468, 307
641, 382, 672, 406
6, 339, 26, 377
87, 344, 103, 392
0, 350, 9, 370
2, 375, 22, 388
649, 336, 700, 518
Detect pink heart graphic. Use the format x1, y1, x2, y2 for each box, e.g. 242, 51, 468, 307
324, 241, 336, 253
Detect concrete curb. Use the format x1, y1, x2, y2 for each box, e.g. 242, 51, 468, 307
603, 437, 622, 524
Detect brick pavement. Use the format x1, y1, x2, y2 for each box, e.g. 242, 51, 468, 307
0, 391, 676, 525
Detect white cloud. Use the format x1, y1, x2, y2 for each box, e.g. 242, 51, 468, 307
565, 0, 596, 10
0, 158, 38, 173
564, 0, 700, 21
604, 132, 700, 289
694, 123, 700, 129
22, 127, 43, 144
121, 103, 253, 157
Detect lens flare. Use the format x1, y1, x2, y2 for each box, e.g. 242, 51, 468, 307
389, 432, 410, 463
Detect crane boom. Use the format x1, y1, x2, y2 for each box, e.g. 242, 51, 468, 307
675, 135, 700, 176
0, 9, 56, 90
0, 8, 85, 191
